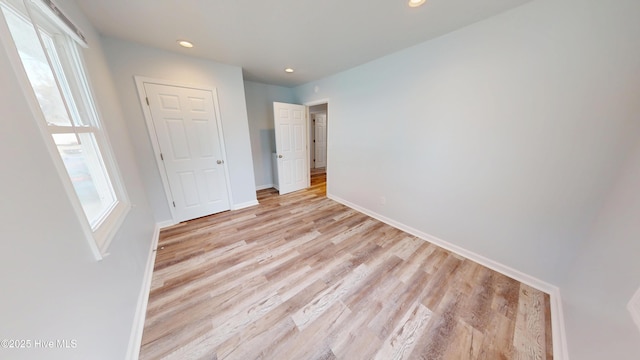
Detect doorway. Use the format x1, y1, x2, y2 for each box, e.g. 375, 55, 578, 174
272, 101, 329, 196
308, 102, 328, 194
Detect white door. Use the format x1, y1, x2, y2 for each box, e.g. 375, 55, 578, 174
143, 82, 230, 222
274, 102, 308, 195
314, 113, 327, 168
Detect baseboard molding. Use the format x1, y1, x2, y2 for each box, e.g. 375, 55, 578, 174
126, 223, 161, 360
256, 184, 275, 191
157, 219, 176, 229
232, 200, 259, 210
327, 192, 569, 360
550, 287, 570, 360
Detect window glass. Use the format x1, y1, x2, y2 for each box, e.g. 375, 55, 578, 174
3, 6, 72, 127
53, 133, 116, 227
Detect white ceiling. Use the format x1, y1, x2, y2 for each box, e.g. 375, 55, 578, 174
75, 0, 533, 87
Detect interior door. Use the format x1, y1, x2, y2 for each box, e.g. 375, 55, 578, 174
274, 102, 308, 195
143, 82, 230, 222
314, 113, 327, 168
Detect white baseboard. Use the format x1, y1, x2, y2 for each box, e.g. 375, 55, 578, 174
256, 184, 275, 191
232, 200, 259, 210
126, 223, 161, 360
157, 219, 176, 229
550, 287, 570, 360
327, 192, 569, 360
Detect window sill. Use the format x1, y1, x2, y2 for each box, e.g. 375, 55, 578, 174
90, 201, 131, 260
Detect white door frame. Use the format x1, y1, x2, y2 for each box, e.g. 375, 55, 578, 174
305, 99, 329, 182
134, 76, 234, 223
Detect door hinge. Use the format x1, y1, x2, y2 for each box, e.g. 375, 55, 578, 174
172, 201, 176, 207
160, 153, 164, 161
146, 97, 149, 106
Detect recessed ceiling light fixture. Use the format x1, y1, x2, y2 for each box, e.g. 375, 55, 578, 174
284, 68, 295, 73
408, 0, 426, 7
177, 40, 194, 48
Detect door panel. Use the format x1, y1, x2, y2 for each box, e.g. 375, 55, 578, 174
144, 82, 230, 222
166, 119, 190, 159
179, 171, 199, 207
274, 102, 308, 195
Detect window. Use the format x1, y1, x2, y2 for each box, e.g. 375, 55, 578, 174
0, 0, 129, 259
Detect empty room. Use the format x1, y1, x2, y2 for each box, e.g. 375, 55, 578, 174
1, 0, 639, 359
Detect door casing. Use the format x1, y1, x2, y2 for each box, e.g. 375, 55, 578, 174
135, 76, 234, 224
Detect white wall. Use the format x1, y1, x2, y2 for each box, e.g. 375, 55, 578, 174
294, 0, 640, 286
0, 0, 156, 359
244, 80, 295, 189
562, 134, 640, 358
294, 0, 640, 357
103, 37, 257, 221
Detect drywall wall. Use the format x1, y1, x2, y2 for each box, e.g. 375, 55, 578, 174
294, 0, 640, 357
0, 0, 156, 359
243, 81, 295, 189
103, 37, 257, 222
294, 0, 640, 287
562, 135, 640, 358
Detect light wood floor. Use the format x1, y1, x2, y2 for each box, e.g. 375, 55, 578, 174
140, 168, 553, 359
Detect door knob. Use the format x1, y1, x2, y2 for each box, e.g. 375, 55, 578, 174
278, 155, 283, 158
217, 160, 224, 164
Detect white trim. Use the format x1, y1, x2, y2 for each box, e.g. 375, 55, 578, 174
133, 76, 233, 223
96, 203, 131, 255
305, 107, 311, 188
304, 98, 330, 107
327, 192, 569, 360
232, 200, 259, 210
551, 287, 570, 360
125, 223, 160, 360
28, 0, 87, 46
157, 219, 177, 229
256, 184, 275, 191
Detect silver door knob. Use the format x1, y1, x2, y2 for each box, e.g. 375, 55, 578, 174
217, 160, 224, 164
278, 155, 283, 158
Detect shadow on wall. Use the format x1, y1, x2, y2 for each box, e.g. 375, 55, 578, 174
261, 129, 276, 153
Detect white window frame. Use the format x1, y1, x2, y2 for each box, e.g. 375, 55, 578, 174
0, 0, 130, 260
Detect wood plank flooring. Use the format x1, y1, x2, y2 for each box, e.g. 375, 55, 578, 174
140, 168, 553, 359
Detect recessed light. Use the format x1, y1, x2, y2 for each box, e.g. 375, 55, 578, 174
284, 68, 294, 73
408, 0, 426, 7
177, 40, 194, 48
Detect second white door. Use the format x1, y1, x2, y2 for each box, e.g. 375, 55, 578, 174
274, 102, 308, 195
314, 113, 327, 168
143, 82, 230, 222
